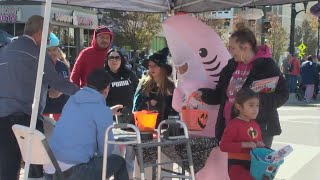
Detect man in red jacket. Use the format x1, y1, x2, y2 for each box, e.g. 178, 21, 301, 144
288, 54, 301, 93
71, 26, 113, 87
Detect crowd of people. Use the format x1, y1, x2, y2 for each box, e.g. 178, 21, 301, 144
0, 15, 290, 180
281, 53, 320, 103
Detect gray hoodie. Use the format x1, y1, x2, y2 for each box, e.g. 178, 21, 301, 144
0, 36, 79, 117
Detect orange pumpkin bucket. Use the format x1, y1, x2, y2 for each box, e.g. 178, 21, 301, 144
181, 93, 208, 131
133, 110, 158, 132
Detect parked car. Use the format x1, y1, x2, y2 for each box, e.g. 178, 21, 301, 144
0, 29, 13, 48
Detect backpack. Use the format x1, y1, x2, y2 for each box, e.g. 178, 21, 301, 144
288, 62, 294, 72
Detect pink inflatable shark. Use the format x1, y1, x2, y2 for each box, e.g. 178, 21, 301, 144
163, 14, 231, 179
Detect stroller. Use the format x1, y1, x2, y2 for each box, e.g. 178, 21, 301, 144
295, 76, 320, 101
295, 82, 305, 101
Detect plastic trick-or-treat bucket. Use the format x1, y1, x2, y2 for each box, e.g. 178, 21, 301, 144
250, 148, 284, 180
181, 93, 208, 131
133, 110, 158, 132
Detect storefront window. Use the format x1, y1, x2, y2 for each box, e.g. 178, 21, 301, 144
50, 25, 94, 62
88, 29, 93, 46
52, 26, 59, 37
83, 29, 89, 47
58, 26, 68, 46
15, 23, 25, 36
82, 29, 93, 48
68, 27, 75, 46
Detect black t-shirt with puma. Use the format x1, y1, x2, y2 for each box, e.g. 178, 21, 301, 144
106, 70, 139, 114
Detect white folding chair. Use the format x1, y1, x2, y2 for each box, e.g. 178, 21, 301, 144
12, 124, 64, 180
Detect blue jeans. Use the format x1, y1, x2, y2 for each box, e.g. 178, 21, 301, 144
125, 146, 135, 175
288, 75, 298, 93
45, 154, 128, 180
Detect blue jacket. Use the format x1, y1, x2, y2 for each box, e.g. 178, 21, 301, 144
43, 60, 70, 114
301, 61, 319, 85
49, 87, 114, 165
0, 36, 78, 117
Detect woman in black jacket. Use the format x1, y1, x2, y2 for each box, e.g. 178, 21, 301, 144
105, 49, 139, 179
195, 27, 289, 148
133, 47, 177, 126
105, 49, 139, 124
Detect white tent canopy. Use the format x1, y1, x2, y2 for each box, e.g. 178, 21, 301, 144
31, 0, 311, 13
21, 0, 311, 179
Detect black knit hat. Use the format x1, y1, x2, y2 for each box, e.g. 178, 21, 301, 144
143, 47, 172, 76
87, 69, 112, 91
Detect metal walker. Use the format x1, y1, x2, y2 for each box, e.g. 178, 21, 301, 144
102, 120, 195, 180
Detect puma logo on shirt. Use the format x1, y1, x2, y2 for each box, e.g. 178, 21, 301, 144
111, 80, 130, 88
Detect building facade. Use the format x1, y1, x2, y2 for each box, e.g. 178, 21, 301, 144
0, 1, 99, 61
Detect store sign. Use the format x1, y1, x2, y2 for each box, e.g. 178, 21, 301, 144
0, 7, 21, 23
53, 10, 94, 27
54, 13, 73, 23
73, 16, 93, 26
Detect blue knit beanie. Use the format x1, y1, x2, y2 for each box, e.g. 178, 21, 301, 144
47, 33, 59, 48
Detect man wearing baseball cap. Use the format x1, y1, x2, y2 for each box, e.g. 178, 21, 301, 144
71, 26, 113, 87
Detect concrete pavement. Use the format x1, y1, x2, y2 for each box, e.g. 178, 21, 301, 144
285, 93, 320, 107
274, 106, 320, 180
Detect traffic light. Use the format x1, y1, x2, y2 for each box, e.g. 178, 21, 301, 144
262, 20, 271, 34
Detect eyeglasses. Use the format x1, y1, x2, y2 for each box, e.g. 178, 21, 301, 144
108, 56, 121, 61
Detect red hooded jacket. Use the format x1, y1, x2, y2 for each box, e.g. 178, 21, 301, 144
70, 26, 113, 87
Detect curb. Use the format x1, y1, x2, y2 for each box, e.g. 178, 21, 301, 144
284, 103, 320, 107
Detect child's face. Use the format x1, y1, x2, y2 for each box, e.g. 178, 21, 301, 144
237, 97, 259, 120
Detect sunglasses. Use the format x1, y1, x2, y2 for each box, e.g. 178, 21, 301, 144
108, 56, 121, 61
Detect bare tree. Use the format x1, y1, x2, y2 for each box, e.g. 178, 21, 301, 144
195, 12, 228, 36
105, 11, 162, 72
266, 14, 288, 64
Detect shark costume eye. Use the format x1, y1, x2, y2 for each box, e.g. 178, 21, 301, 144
199, 48, 208, 58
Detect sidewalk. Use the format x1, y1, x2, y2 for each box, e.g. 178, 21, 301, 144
284, 93, 320, 107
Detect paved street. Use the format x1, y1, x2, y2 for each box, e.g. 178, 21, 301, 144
274, 106, 320, 180
19, 105, 320, 180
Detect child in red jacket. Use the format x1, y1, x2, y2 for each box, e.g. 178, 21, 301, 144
220, 88, 265, 180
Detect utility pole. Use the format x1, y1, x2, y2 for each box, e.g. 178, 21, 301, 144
289, 2, 308, 55
261, 6, 267, 45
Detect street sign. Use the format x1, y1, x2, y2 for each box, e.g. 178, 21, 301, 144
298, 42, 307, 51
298, 52, 305, 58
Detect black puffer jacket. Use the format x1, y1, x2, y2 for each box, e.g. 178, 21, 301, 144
199, 58, 289, 141
133, 81, 177, 126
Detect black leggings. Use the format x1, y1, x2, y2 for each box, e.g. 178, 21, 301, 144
262, 135, 274, 148
0, 113, 44, 179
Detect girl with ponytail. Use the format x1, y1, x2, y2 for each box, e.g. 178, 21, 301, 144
220, 88, 265, 180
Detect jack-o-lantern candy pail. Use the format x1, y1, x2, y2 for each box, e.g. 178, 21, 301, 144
181, 94, 208, 131
133, 110, 158, 132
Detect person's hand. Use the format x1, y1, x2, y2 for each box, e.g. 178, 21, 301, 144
111, 105, 123, 116
48, 89, 62, 98
241, 142, 257, 149
192, 91, 203, 101
256, 141, 265, 148
150, 99, 157, 106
